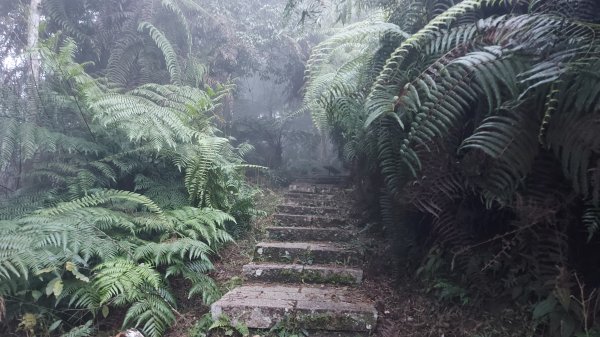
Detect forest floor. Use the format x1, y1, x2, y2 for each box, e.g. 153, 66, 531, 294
164, 185, 533, 337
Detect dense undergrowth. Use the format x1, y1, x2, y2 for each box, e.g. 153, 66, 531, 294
3, 0, 600, 336
298, 0, 600, 336
0, 1, 264, 336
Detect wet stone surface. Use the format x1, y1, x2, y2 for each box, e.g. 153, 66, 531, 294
274, 213, 346, 227
266, 226, 354, 242
253, 242, 361, 265
210, 180, 376, 333
211, 285, 377, 331
242, 263, 363, 285
276, 205, 343, 216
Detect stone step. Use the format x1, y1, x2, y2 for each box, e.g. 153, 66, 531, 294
266, 226, 353, 242
284, 197, 343, 208
289, 183, 345, 194
285, 192, 337, 200
293, 176, 349, 185
242, 263, 362, 285
210, 285, 377, 332
254, 242, 360, 265
276, 205, 343, 216
275, 214, 346, 227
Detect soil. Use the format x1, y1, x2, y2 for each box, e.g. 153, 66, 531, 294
361, 237, 532, 337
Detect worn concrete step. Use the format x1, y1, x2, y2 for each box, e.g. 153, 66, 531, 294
266, 226, 353, 242
289, 183, 345, 194
284, 197, 343, 208
276, 205, 343, 216
211, 285, 377, 332
242, 263, 362, 285
275, 213, 346, 227
285, 191, 337, 200
294, 176, 349, 185
254, 242, 360, 265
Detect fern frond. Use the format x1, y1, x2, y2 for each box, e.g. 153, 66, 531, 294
365, 0, 519, 126
460, 110, 540, 204
123, 293, 176, 337
39, 190, 163, 217
138, 21, 183, 85
59, 321, 94, 337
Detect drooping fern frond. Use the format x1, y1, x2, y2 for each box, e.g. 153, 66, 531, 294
460, 109, 541, 204
138, 21, 183, 85
583, 203, 600, 241
94, 260, 177, 337
304, 15, 407, 131
123, 293, 176, 337
39, 189, 163, 217
167, 207, 234, 247
0, 119, 105, 172
365, 0, 520, 126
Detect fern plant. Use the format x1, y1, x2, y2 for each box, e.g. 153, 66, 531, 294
0, 6, 261, 336
303, 0, 600, 334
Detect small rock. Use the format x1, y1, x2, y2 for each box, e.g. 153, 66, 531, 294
115, 329, 144, 337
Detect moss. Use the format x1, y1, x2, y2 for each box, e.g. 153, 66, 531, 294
299, 269, 353, 284
298, 312, 331, 327
296, 312, 369, 331
277, 268, 303, 282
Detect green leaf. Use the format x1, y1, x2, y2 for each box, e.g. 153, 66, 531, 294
31, 290, 43, 301
533, 296, 557, 320
49, 320, 62, 332
46, 277, 64, 297
35, 267, 56, 275
102, 305, 110, 318
66, 262, 90, 282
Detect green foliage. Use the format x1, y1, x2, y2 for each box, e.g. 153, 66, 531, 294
303, 0, 600, 335
187, 313, 250, 337
138, 21, 183, 85
209, 315, 250, 337
0, 4, 262, 335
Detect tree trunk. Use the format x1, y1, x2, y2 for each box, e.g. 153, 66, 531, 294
18, 0, 42, 189
27, 0, 42, 80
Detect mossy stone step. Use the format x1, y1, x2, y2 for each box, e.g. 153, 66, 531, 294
293, 176, 349, 185
285, 192, 337, 200
276, 205, 342, 216
254, 242, 360, 265
284, 198, 343, 208
266, 226, 353, 242
274, 213, 346, 227
289, 183, 345, 194
242, 263, 362, 285
210, 285, 377, 331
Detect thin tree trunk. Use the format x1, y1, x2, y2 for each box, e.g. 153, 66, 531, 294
18, 0, 43, 189
27, 0, 42, 80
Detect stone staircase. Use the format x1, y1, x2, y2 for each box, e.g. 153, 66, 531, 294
211, 179, 378, 335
